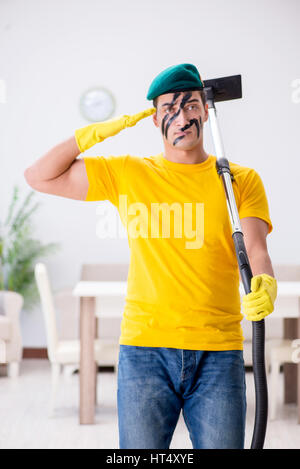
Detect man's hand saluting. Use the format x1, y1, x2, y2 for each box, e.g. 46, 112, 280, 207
75, 107, 156, 153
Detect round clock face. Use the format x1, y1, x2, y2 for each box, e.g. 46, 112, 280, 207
79, 87, 115, 122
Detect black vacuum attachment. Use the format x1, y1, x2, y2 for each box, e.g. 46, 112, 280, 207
204, 74, 242, 102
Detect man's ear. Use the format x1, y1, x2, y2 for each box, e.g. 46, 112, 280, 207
153, 111, 158, 127
203, 103, 209, 123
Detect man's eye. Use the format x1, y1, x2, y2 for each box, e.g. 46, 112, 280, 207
164, 104, 198, 113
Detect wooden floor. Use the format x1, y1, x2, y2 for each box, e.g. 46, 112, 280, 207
0, 359, 299, 449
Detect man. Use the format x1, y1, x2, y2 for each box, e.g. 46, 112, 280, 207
24, 63, 277, 449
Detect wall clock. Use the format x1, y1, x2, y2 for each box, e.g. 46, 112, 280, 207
79, 87, 115, 122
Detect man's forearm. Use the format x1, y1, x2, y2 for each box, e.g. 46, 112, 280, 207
25, 107, 155, 183
238, 250, 275, 284
25, 135, 80, 182
248, 250, 275, 278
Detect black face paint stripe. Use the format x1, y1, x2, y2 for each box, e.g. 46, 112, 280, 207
172, 121, 199, 144
179, 91, 193, 109
198, 116, 202, 137
163, 92, 182, 139
194, 119, 200, 138
173, 135, 185, 146
179, 119, 198, 136
179, 116, 202, 138
161, 92, 181, 137
180, 120, 195, 132
161, 114, 168, 136
165, 107, 181, 139
169, 91, 182, 107
164, 92, 194, 139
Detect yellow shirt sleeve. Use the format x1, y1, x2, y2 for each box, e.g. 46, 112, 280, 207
238, 168, 273, 234
83, 155, 128, 206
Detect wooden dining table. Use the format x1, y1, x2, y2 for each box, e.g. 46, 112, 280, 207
72, 281, 126, 424
72, 280, 300, 425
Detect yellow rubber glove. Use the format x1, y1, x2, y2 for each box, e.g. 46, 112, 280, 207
242, 273, 277, 321
75, 107, 156, 153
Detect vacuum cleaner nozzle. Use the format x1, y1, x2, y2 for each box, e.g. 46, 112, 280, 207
203, 75, 242, 102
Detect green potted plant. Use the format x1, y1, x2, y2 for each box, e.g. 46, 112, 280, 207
0, 185, 60, 310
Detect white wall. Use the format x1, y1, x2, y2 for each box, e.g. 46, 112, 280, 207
0, 0, 299, 346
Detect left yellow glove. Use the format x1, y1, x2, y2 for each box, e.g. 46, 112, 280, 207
75, 107, 156, 153
242, 273, 277, 321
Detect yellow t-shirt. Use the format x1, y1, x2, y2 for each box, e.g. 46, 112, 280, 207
83, 153, 273, 351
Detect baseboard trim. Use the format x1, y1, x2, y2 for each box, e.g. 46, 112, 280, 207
23, 348, 48, 359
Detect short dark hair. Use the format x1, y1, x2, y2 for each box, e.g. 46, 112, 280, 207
153, 89, 206, 109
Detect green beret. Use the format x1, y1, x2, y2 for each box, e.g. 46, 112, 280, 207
146, 63, 204, 101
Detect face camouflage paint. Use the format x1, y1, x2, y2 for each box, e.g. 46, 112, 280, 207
161, 91, 181, 138
160, 91, 203, 146
173, 117, 202, 146
164, 91, 192, 140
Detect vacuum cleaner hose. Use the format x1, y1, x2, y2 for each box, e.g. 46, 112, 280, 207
208, 80, 269, 448
251, 320, 268, 449
233, 230, 268, 449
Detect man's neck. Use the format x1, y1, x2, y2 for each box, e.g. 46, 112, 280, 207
163, 143, 209, 165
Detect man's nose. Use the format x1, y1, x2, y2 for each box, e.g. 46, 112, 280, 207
174, 108, 190, 127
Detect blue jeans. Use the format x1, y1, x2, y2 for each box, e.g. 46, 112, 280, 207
117, 345, 246, 449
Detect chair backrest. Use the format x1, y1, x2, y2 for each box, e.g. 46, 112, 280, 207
0, 291, 23, 363
272, 264, 300, 281
34, 263, 59, 360
0, 291, 23, 318
80, 264, 129, 281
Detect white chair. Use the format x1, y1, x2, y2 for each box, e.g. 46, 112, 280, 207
54, 263, 128, 370
34, 262, 119, 414
0, 291, 23, 377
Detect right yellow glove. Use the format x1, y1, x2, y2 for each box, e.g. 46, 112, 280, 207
75, 107, 156, 153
